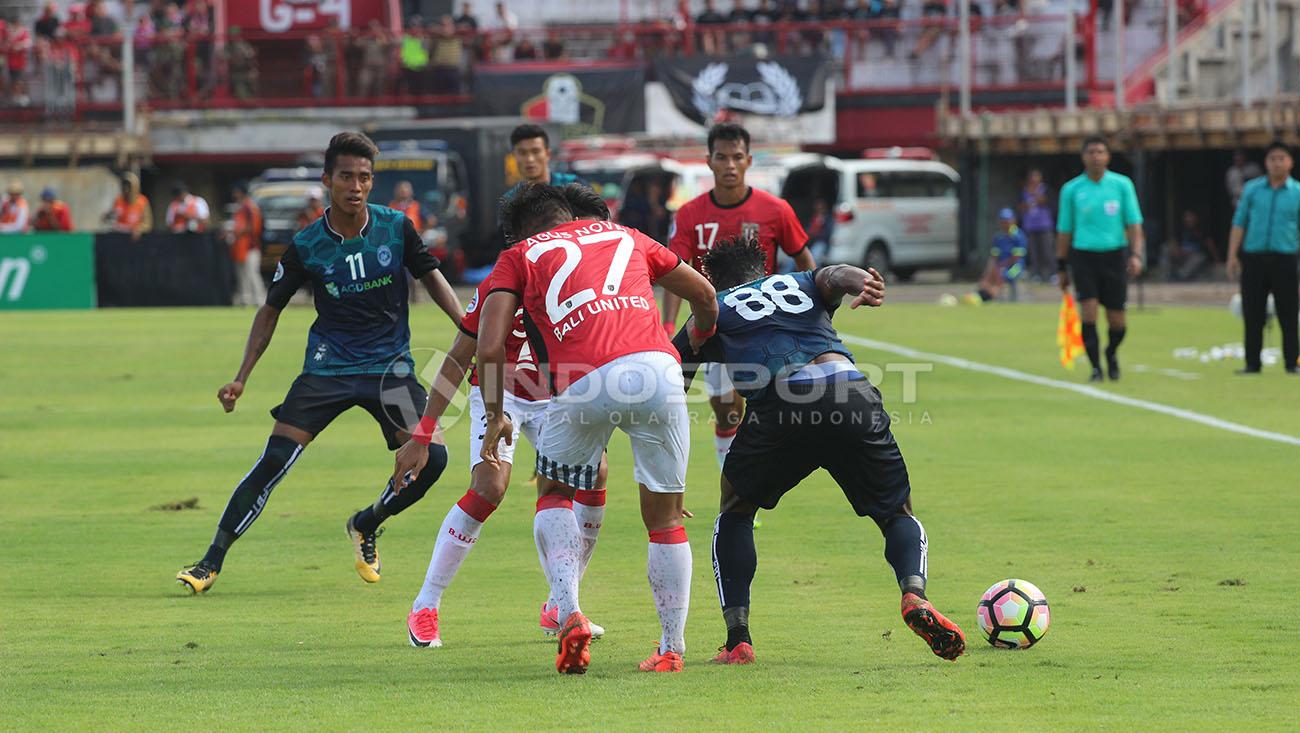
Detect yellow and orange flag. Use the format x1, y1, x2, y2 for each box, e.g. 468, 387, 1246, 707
1057, 293, 1085, 368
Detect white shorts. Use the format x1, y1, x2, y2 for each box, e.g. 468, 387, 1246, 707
536, 351, 689, 494
700, 362, 735, 398
468, 386, 549, 470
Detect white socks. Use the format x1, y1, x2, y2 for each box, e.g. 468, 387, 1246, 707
714, 425, 738, 469
535, 496, 584, 621
647, 526, 692, 655
573, 489, 606, 580
412, 491, 497, 612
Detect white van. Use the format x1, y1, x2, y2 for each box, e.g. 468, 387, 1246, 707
780, 154, 960, 280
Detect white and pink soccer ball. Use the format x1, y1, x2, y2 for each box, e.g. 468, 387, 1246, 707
977, 579, 1050, 649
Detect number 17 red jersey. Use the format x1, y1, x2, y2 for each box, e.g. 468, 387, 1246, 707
490, 220, 684, 395
669, 187, 809, 276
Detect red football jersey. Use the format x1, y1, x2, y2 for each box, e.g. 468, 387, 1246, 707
460, 274, 550, 402
669, 187, 809, 277
491, 219, 683, 394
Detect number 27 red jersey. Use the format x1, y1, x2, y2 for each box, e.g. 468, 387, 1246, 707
491, 220, 683, 395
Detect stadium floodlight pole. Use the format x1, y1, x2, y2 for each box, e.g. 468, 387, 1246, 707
122, 0, 135, 134
1165, 0, 1177, 105
959, 0, 971, 116
1065, 11, 1077, 111
1114, 0, 1125, 110
1267, 0, 1278, 99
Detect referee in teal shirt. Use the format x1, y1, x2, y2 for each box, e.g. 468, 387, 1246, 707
1056, 136, 1147, 382
1226, 141, 1300, 375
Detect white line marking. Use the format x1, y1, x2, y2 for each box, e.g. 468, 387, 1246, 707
840, 333, 1300, 447
1132, 364, 1201, 381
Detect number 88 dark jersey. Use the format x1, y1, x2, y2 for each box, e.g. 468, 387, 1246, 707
713, 270, 854, 403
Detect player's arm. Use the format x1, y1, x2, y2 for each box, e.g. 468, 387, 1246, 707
403, 216, 463, 322
780, 199, 816, 270
476, 290, 518, 466
814, 264, 885, 310
419, 268, 464, 323
218, 245, 308, 412
670, 324, 727, 392
393, 329, 476, 488
1055, 183, 1075, 291
792, 245, 817, 271
1122, 179, 1146, 277
657, 262, 718, 350
661, 212, 694, 332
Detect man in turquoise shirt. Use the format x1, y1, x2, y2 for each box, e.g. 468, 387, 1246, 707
1056, 136, 1147, 382
1226, 141, 1299, 375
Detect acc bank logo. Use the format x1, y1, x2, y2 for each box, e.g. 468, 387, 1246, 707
0, 245, 45, 301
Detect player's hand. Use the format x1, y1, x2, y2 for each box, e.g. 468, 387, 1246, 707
392, 438, 429, 492
850, 268, 886, 309
480, 413, 515, 467
1058, 268, 1071, 292
685, 316, 710, 352
1127, 255, 1144, 278
1226, 254, 1241, 281
681, 508, 694, 519
217, 381, 244, 412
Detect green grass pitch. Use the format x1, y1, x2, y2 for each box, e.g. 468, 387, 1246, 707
2, 300, 1296, 730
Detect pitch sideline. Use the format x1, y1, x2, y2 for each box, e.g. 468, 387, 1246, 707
839, 333, 1300, 448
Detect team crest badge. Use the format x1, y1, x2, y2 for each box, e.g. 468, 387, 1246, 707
377, 245, 393, 267
325, 282, 339, 298
741, 222, 760, 240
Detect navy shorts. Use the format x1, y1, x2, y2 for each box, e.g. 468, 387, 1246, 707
271, 373, 427, 449
723, 379, 911, 522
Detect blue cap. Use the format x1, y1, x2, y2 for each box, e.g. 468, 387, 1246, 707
40, 187, 56, 200
998, 207, 1015, 220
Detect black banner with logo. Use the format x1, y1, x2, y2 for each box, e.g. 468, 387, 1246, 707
471, 63, 646, 137
653, 55, 829, 125
96, 232, 235, 307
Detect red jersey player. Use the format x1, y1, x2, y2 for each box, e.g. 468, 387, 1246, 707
478, 184, 718, 675
663, 122, 816, 468
393, 185, 614, 649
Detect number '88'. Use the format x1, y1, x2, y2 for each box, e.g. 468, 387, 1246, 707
723, 274, 814, 321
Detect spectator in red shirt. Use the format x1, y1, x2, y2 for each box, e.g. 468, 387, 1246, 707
32, 188, 74, 232
5, 19, 34, 106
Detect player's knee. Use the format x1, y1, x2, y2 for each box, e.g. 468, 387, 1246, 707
404, 443, 448, 500
470, 467, 509, 505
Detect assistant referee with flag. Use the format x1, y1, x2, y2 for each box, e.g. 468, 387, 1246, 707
1056, 136, 1146, 382
1225, 141, 1300, 375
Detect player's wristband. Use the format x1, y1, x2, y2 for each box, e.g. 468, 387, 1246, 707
690, 322, 717, 341
411, 415, 438, 446
1056, 258, 1068, 271
663, 321, 677, 337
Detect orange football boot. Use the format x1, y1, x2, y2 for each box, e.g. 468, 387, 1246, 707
555, 611, 593, 674
901, 592, 965, 661
711, 642, 755, 665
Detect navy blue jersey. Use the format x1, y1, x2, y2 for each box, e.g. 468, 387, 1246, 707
266, 204, 440, 376
710, 270, 854, 402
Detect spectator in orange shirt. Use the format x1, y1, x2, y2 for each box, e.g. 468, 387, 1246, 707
388, 180, 422, 228
0, 181, 31, 233
32, 187, 73, 231
229, 182, 265, 306
165, 181, 210, 233
297, 187, 326, 229
104, 172, 153, 238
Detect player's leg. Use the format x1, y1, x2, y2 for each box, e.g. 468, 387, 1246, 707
1101, 251, 1129, 380
1070, 252, 1105, 380
538, 452, 608, 638
347, 375, 450, 583
711, 476, 760, 664
704, 364, 744, 469
176, 374, 351, 593
822, 379, 964, 661
619, 351, 693, 672
407, 387, 512, 647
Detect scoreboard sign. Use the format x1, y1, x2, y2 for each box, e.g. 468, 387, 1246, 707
227, 0, 389, 33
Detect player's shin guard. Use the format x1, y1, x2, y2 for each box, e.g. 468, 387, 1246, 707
1081, 322, 1101, 369
413, 490, 498, 611
648, 526, 692, 655
573, 489, 606, 579
534, 495, 583, 622
210, 435, 305, 568
712, 512, 756, 649
881, 513, 928, 597
354, 443, 449, 534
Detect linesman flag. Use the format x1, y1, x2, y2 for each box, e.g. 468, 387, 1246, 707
1057, 293, 1085, 368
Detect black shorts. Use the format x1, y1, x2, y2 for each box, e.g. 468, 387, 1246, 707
722, 379, 911, 522
270, 373, 427, 450
1069, 249, 1128, 310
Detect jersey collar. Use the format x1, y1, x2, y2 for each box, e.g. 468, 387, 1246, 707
709, 186, 753, 210
322, 205, 372, 242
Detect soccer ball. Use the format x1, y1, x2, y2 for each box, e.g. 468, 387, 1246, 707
976, 579, 1050, 649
